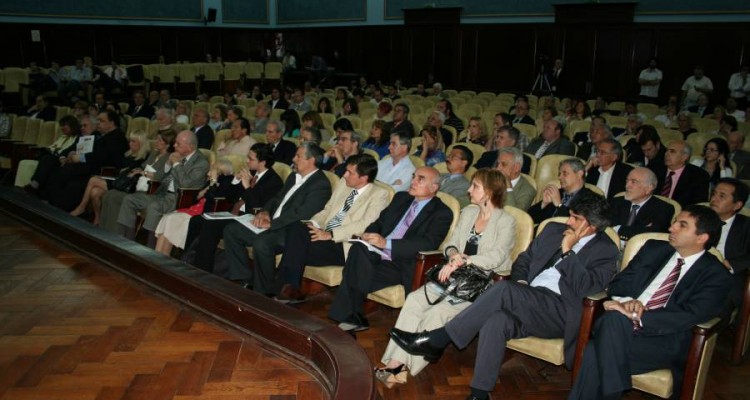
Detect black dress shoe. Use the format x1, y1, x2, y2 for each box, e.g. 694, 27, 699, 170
465, 395, 491, 400
389, 328, 444, 362
232, 280, 252, 289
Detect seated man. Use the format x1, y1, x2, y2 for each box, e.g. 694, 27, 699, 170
438, 145, 473, 207
609, 167, 674, 242
274, 155, 390, 302
437, 99, 465, 134
727, 130, 750, 178
427, 110, 453, 147
116, 131, 209, 245
511, 99, 535, 126
391, 191, 619, 400
253, 102, 271, 134
709, 178, 750, 308
497, 147, 536, 211
574, 116, 611, 161
222, 143, 332, 294
652, 140, 710, 207
387, 103, 416, 139
612, 114, 644, 138
328, 166, 453, 332
585, 138, 632, 200
526, 120, 575, 159
127, 90, 155, 119
322, 129, 362, 177
376, 133, 416, 192
528, 158, 596, 224
191, 107, 214, 150
475, 125, 531, 174
569, 205, 731, 400
265, 120, 296, 165
625, 125, 664, 169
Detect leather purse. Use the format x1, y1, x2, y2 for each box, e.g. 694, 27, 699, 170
423, 263, 493, 305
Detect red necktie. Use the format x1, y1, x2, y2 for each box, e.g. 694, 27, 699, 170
634, 258, 684, 331
660, 171, 674, 197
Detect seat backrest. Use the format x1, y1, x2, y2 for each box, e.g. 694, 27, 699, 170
219, 154, 247, 174
686, 132, 722, 156
211, 129, 232, 152
435, 191, 461, 250
338, 115, 362, 130
534, 154, 578, 187
11, 116, 29, 141
199, 148, 216, 166
538, 216, 620, 249
23, 118, 43, 144
447, 141, 485, 166
622, 232, 668, 269
128, 117, 150, 135
503, 205, 534, 262
515, 122, 538, 140
37, 121, 58, 147
272, 162, 293, 182
409, 155, 426, 168
264, 62, 282, 79
361, 148, 381, 161
372, 180, 395, 201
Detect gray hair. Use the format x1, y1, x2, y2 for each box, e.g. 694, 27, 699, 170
635, 167, 658, 191
158, 107, 174, 119
680, 142, 693, 157
497, 146, 523, 166
391, 132, 412, 149
432, 110, 446, 123
299, 141, 325, 167
599, 138, 622, 160
178, 130, 198, 148
559, 158, 585, 173
268, 119, 285, 134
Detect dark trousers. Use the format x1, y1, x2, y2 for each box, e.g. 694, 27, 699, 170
31, 152, 62, 189
444, 281, 566, 391
568, 312, 688, 400
222, 222, 287, 295
276, 222, 345, 289
193, 219, 235, 271
327, 243, 404, 324
46, 163, 91, 211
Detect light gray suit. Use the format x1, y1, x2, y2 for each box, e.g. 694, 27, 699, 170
117, 150, 209, 231
505, 175, 536, 211
439, 173, 470, 208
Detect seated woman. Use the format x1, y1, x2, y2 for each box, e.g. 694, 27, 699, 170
362, 120, 391, 158
672, 111, 697, 139
222, 105, 243, 130
190, 144, 284, 271
690, 137, 733, 189
217, 117, 255, 157
301, 111, 325, 133
209, 104, 227, 131
376, 102, 393, 121
280, 109, 301, 138
316, 97, 333, 115
458, 117, 487, 147
154, 157, 241, 255
337, 98, 359, 118
23, 115, 82, 194
375, 168, 516, 387
98, 132, 175, 233
415, 126, 446, 167
69, 131, 151, 223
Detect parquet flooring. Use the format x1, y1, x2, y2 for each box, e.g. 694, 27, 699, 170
0, 217, 325, 400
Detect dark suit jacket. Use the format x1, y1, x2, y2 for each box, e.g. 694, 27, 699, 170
585, 162, 632, 200
194, 125, 214, 150
262, 169, 332, 232
271, 97, 290, 110
473, 150, 531, 175
526, 137, 576, 158
511, 222, 619, 368
687, 105, 712, 118
512, 114, 535, 126
85, 128, 129, 173
237, 168, 284, 212
609, 240, 730, 344
732, 150, 750, 178
30, 105, 57, 122
725, 214, 750, 307
388, 120, 415, 139
128, 103, 155, 119
365, 192, 452, 289
652, 163, 710, 207
271, 139, 297, 165
577, 142, 595, 162
609, 195, 674, 241
528, 186, 596, 224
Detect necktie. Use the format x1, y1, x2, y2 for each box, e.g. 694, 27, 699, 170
660, 171, 674, 197
561, 192, 571, 207
134, 105, 141, 115
626, 204, 640, 226
325, 189, 357, 231
535, 141, 551, 159
249, 174, 258, 188
382, 201, 419, 260
647, 258, 684, 310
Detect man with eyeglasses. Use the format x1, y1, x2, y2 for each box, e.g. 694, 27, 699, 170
438, 145, 473, 207
585, 138, 632, 200
322, 130, 362, 177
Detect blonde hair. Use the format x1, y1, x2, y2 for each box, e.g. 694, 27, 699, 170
126, 131, 151, 160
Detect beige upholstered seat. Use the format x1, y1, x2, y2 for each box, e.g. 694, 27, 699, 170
502, 206, 534, 262
533, 154, 582, 188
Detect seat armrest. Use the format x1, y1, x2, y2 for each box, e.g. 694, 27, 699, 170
571, 292, 609, 382
412, 251, 445, 291
147, 180, 161, 194
176, 188, 202, 209
680, 317, 723, 400
208, 197, 232, 213
731, 270, 750, 364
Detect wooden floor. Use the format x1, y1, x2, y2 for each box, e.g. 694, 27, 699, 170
2, 212, 750, 400
0, 216, 325, 400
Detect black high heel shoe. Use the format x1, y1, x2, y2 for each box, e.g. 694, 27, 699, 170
374, 364, 407, 388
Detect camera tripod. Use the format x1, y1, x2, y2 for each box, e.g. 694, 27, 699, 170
531, 66, 552, 95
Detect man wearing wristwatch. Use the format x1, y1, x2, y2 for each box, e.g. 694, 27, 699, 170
390, 191, 619, 400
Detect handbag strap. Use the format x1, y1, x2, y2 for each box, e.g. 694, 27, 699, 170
424, 278, 461, 306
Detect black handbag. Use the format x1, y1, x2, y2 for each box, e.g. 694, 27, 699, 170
111, 171, 140, 193
424, 263, 493, 305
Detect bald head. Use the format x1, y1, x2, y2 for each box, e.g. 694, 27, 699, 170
408, 166, 441, 201
175, 130, 197, 156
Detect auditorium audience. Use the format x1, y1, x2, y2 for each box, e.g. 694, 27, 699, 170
415, 126, 446, 167
24, 115, 84, 195
497, 147, 535, 211
673, 111, 698, 139
388, 103, 416, 139
687, 94, 712, 117
653, 140, 710, 207
377, 132, 416, 192
191, 108, 214, 149
727, 130, 750, 177
511, 100, 535, 126
216, 117, 255, 157
280, 109, 301, 138
362, 119, 391, 158
316, 97, 333, 114
526, 120, 575, 159
528, 158, 594, 224
127, 90, 155, 119
253, 102, 271, 134
585, 138, 632, 200
264, 120, 296, 165
437, 145, 472, 207
609, 167, 674, 242
690, 137, 733, 189
458, 117, 487, 147
437, 99, 465, 134
322, 129, 362, 176
26, 95, 56, 121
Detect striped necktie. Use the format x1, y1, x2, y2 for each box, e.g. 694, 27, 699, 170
660, 171, 674, 197
634, 258, 684, 331
626, 205, 640, 226
325, 189, 357, 231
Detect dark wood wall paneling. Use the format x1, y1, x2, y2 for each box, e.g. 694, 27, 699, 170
2, 22, 749, 101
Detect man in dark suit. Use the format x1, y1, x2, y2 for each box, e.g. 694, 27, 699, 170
526, 120, 575, 159
223, 143, 332, 295
265, 120, 296, 165
191, 108, 214, 150
391, 191, 619, 400
625, 126, 665, 171
548, 58, 565, 96
569, 205, 731, 400
727, 131, 750, 178
46, 110, 129, 211
127, 90, 155, 119
687, 94, 712, 118
574, 116, 610, 161
116, 130, 210, 245
321, 129, 362, 176
269, 87, 289, 110
529, 158, 595, 224
387, 103, 416, 139
510, 100, 535, 126
191, 144, 284, 272
26, 95, 57, 121
328, 166, 453, 332
474, 126, 531, 174
710, 178, 750, 308
609, 167, 674, 242
652, 140, 710, 207
585, 139, 633, 200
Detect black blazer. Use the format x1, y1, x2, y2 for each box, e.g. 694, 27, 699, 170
128, 103, 155, 119
271, 139, 297, 165
511, 222, 619, 369
365, 192, 453, 289
86, 128, 129, 173
585, 162, 633, 200
687, 105, 712, 118
525, 137, 576, 158
388, 120, 415, 139
725, 214, 750, 307
262, 169, 332, 232
30, 105, 57, 122
238, 167, 284, 213
528, 186, 596, 224
474, 151, 531, 175
609, 195, 674, 241
652, 163, 710, 207
270, 97, 290, 110
511, 114, 535, 126
194, 125, 215, 150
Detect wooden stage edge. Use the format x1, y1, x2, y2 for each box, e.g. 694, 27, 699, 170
0, 187, 376, 400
